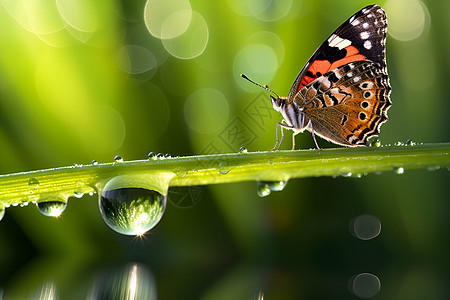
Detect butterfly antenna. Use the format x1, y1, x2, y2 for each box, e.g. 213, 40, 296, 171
240, 74, 280, 99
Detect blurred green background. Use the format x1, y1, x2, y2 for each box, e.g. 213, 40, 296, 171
1, 0, 449, 299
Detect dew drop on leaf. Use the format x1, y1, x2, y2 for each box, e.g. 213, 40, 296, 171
99, 182, 166, 236
148, 152, 157, 160
239, 146, 247, 153
28, 177, 40, 192
114, 155, 124, 163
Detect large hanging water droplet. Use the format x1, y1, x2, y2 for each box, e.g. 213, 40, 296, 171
28, 177, 40, 192
99, 187, 166, 236
37, 200, 67, 217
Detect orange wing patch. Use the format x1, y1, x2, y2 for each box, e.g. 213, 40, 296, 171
297, 45, 367, 94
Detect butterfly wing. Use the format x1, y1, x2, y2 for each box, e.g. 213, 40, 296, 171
297, 60, 391, 146
288, 4, 388, 100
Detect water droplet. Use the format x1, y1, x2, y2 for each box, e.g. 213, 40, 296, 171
368, 137, 381, 147
114, 155, 123, 163
28, 177, 40, 192
349, 215, 381, 240
393, 166, 404, 174
257, 182, 271, 197
156, 153, 164, 159
0, 207, 5, 221
239, 146, 247, 153
164, 153, 171, 158
74, 191, 84, 198
406, 139, 416, 146
37, 200, 67, 217
12, 202, 19, 207
341, 171, 352, 177
218, 161, 234, 175
394, 141, 404, 146
266, 180, 288, 192
89, 191, 94, 196
92, 160, 99, 165
348, 273, 381, 298
148, 152, 157, 160
99, 178, 167, 236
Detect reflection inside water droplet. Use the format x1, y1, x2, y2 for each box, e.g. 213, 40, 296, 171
37, 200, 67, 217
99, 187, 166, 236
88, 263, 156, 300
257, 180, 288, 197
266, 180, 288, 192
350, 214, 381, 240
148, 152, 157, 160
114, 155, 123, 163
393, 166, 404, 174
239, 146, 247, 153
348, 273, 381, 298
257, 182, 271, 197
0, 206, 5, 221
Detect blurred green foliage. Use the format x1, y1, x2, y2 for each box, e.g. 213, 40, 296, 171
0, 0, 449, 299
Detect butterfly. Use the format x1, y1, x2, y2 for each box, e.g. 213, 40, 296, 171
242, 4, 391, 150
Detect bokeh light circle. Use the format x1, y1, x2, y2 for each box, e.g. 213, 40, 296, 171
245, 31, 285, 66
385, 0, 429, 41
116, 45, 158, 74
184, 88, 229, 134
56, 0, 99, 32
349, 273, 381, 298
144, 0, 192, 39
247, 0, 292, 22
349, 214, 382, 240
162, 11, 209, 59
1, 0, 66, 34
234, 43, 278, 91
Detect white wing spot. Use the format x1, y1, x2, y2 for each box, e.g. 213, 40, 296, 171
367, 13, 374, 18
353, 76, 361, 83
364, 40, 372, 49
352, 19, 360, 26
328, 35, 352, 50
363, 22, 369, 29
360, 32, 370, 39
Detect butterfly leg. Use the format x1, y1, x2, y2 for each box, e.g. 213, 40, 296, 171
307, 120, 322, 150
270, 121, 294, 151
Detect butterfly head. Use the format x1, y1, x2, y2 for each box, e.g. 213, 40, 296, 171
270, 95, 286, 113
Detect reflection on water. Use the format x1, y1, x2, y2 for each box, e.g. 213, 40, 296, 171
87, 263, 156, 300
33, 282, 59, 300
